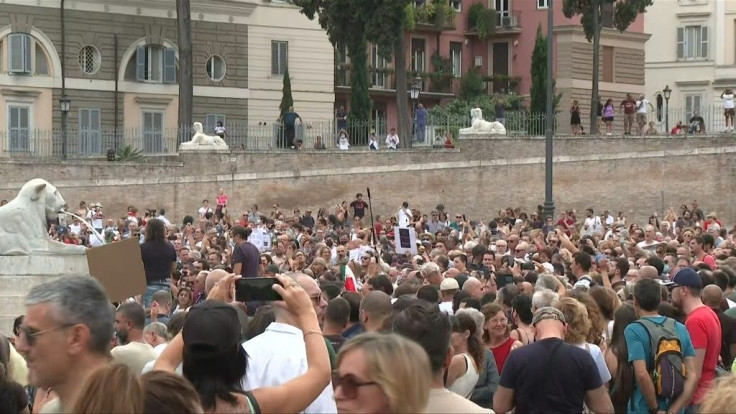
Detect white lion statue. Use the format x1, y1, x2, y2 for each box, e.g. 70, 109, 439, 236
0, 179, 87, 255
459, 108, 507, 136
179, 122, 229, 149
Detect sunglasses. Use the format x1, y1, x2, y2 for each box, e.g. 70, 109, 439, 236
18, 323, 75, 346
333, 373, 379, 399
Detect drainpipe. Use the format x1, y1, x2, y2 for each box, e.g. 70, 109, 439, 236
114, 33, 119, 151
60, 0, 67, 159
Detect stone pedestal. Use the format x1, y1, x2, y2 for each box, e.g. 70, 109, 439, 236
0, 255, 89, 336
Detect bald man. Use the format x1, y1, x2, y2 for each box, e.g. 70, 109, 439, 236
204, 268, 249, 336
462, 276, 483, 300
360, 291, 392, 332
703, 284, 736, 369
638, 265, 659, 281
205, 268, 230, 295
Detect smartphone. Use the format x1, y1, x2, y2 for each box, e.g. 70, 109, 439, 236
496, 273, 514, 290
235, 277, 283, 302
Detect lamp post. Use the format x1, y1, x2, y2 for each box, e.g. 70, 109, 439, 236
543, 0, 555, 220
410, 75, 422, 142
663, 85, 672, 133
59, 96, 71, 160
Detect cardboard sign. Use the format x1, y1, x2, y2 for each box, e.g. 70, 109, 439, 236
86, 238, 147, 302
394, 226, 417, 255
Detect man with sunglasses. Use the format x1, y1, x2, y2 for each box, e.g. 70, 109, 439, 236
15, 276, 114, 413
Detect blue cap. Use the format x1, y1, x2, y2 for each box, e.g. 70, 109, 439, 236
672, 268, 702, 289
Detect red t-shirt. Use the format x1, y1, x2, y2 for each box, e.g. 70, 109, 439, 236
491, 337, 516, 374
685, 305, 722, 404
621, 99, 637, 114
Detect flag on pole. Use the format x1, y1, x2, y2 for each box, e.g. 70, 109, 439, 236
341, 263, 356, 292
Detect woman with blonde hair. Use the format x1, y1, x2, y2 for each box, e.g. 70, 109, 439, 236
701, 374, 736, 412
70, 364, 144, 413
553, 297, 611, 386
334, 332, 431, 413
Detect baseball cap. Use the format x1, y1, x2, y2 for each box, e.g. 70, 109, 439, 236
183, 301, 243, 357
532, 307, 566, 326
671, 267, 702, 289
440, 278, 459, 291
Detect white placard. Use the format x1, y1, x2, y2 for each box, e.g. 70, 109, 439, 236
394, 226, 417, 255
349, 245, 374, 263
248, 228, 271, 252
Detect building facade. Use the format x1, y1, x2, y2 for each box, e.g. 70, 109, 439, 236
334, 0, 648, 134
0, 0, 334, 157
645, 0, 735, 133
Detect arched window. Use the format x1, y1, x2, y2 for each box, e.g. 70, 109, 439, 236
124, 44, 177, 84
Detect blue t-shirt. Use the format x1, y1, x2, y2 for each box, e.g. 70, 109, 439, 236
624, 315, 695, 413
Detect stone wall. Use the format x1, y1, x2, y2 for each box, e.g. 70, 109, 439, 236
0, 136, 733, 225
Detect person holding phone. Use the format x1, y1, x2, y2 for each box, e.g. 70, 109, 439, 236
231, 226, 260, 278
154, 274, 331, 413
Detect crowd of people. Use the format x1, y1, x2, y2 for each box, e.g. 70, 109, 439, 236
2, 193, 736, 413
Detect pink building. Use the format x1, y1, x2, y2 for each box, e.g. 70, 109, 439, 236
335, 0, 649, 134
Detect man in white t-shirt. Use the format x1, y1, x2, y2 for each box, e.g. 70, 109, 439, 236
397, 201, 412, 228
636, 224, 660, 251
582, 208, 602, 237
198, 199, 213, 218
636, 94, 653, 135
722, 89, 734, 132
439, 278, 458, 315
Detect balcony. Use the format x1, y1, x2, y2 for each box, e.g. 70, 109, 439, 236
335, 67, 459, 98
408, 1, 457, 32
495, 11, 522, 34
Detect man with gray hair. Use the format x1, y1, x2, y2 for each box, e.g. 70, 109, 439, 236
421, 262, 443, 287
532, 289, 559, 313
141, 322, 170, 374
15, 276, 114, 413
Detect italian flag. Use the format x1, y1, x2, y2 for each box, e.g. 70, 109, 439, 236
341, 263, 357, 292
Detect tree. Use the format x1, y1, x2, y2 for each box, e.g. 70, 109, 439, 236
530, 25, 561, 134
295, 0, 410, 143
563, 0, 653, 134
279, 67, 294, 121
176, 0, 193, 142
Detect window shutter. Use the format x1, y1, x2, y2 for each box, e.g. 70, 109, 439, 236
271, 41, 279, 74
280, 42, 288, 75
9, 33, 27, 73
136, 45, 146, 81
79, 109, 90, 130
676, 27, 684, 59
163, 48, 177, 83
700, 26, 708, 58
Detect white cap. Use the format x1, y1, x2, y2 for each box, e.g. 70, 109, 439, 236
440, 278, 459, 291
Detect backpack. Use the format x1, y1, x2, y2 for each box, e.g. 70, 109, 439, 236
635, 317, 687, 400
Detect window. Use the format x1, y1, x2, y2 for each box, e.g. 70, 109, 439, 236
495, 0, 510, 26
677, 26, 708, 60
8, 33, 32, 74
450, 42, 462, 77
370, 44, 387, 88
602, 46, 614, 82
79, 45, 101, 75
35, 46, 49, 75
8, 105, 30, 152
142, 111, 164, 153
450, 0, 461, 12
206, 55, 226, 81
411, 38, 426, 73
656, 94, 663, 122
537, 0, 549, 8
136, 45, 176, 83
78, 108, 101, 155
684, 94, 702, 121
205, 114, 226, 133
271, 41, 288, 76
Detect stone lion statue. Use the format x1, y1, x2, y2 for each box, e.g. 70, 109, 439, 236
459, 108, 507, 135
179, 122, 229, 149
0, 179, 86, 255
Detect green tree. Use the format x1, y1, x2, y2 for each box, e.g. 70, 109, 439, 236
279, 67, 294, 121
530, 25, 561, 134
459, 68, 484, 101
295, 0, 410, 144
563, 0, 653, 134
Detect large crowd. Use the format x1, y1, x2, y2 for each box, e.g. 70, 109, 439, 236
2, 192, 736, 413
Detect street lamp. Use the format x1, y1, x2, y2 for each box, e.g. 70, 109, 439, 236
410, 75, 422, 142
662, 85, 672, 133
543, 0, 555, 220
59, 96, 71, 160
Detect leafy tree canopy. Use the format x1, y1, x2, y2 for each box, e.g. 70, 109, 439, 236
562, 0, 653, 41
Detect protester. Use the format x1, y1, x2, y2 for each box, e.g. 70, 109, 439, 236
482, 303, 522, 374
140, 218, 177, 308
112, 302, 158, 374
